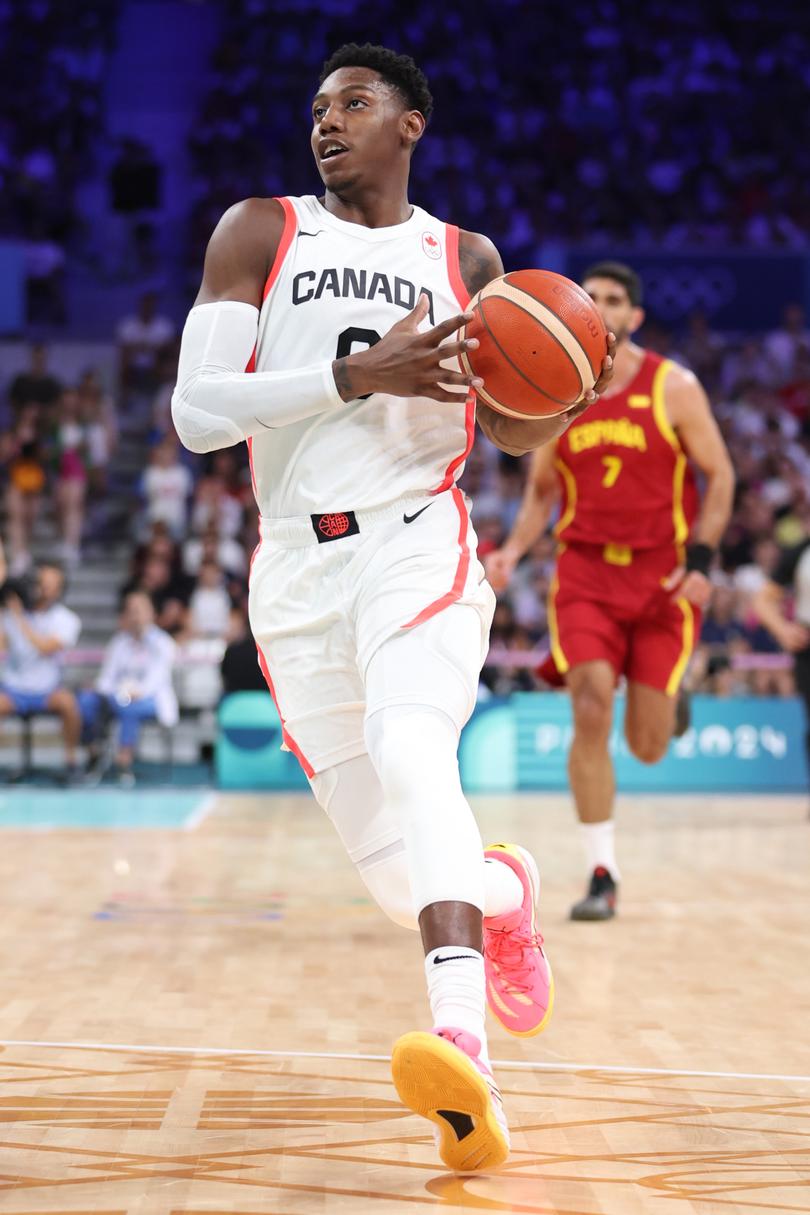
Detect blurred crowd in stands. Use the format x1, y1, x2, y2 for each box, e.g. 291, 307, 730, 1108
0, 0, 809, 776
0, 3, 115, 324
186, 0, 810, 275
0, 344, 117, 573
0, 286, 265, 778
1, 2, 808, 324
1, 295, 808, 731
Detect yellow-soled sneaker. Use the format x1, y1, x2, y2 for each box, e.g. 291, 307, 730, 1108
483, 843, 554, 1036
391, 1026, 510, 1172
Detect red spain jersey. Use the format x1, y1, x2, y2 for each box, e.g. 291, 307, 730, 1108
554, 350, 698, 561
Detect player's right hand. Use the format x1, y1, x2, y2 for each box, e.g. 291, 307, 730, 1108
332, 294, 484, 404
484, 548, 519, 593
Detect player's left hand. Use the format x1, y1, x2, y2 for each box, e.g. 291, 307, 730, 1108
547, 331, 616, 432
475, 331, 617, 454
662, 567, 713, 608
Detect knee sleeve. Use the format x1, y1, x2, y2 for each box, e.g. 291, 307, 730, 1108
308, 607, 507, 925
308, 753, 418, 929
365, 704, 485, 916
308, 753, 402, 863
355, 839, 419, 931
362, 611, 489, 915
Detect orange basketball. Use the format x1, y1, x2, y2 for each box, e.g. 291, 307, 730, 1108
460, 270, 608, 419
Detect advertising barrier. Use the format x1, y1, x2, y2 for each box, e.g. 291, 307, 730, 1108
459, 693, 807, 793
217, 691, 309, 791
218, 691, 807, 793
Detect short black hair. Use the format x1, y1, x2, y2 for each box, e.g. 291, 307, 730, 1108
35, 558, 67, 597
36, 557, 66, 580
319, 43, 433, 124
582, 261, 643, 307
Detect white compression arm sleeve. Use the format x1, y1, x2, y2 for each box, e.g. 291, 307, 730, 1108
171, 300, 344, 453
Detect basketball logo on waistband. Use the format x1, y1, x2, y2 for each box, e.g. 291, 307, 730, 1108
311, 510, 359, 542
318, 513, 350, 538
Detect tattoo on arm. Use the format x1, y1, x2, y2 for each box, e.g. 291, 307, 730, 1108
459, 248, 497, 297
332, 356, 368, 403
458, 234, 504, 299
332, 358, 353, 400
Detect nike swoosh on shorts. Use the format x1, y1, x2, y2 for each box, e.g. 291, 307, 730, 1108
403, 504, 433, 525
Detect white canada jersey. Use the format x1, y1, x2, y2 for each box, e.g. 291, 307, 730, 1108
249, 195, 474, 518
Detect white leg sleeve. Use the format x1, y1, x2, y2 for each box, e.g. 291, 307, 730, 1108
309, 604, 523, 928
171, 302, 342, 453
308, 754, 419, 930
360, 606, 498, 917
364, 705, 485, 915
355, 839, 418, 931
310, 750, 522, 931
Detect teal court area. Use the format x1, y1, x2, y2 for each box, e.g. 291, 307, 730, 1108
0, 788, 215, 830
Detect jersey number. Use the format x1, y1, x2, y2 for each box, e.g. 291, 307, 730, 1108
336, 327, 382, 401
601, 455, 623, 488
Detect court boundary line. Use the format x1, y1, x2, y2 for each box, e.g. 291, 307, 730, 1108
0, 1039, 807, 1084
0, 787, 214, 798
183, 792, 219, 831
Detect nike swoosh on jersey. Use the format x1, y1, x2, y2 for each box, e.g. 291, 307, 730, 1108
297, 230, 324, 238
403, 503, 433, 524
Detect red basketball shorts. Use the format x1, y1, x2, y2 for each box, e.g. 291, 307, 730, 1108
540, 543, 702, 696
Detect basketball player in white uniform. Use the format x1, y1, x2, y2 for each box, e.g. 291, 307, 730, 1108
172, 44, 614, 1171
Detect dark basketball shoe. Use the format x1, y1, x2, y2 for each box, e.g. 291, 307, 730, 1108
570, 867, 618, 921
673, 689, 692, 739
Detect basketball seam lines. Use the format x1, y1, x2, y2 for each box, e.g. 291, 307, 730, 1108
493, 282, 591, 384
504, 272, 601, 379
476, 299, 579, 409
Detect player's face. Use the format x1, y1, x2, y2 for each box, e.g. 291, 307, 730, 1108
311, 67, 413, 192
583, 277, 644, 344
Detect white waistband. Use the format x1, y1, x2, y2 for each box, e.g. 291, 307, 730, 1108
258, 492, 431, 548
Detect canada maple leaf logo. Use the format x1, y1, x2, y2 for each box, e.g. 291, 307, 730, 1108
422, 231, 442, 259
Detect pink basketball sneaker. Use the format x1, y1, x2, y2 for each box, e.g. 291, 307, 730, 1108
391, 1026, 509, 1171
483, 843, 554, 1037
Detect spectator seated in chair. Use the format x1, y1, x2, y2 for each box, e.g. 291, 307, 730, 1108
79, 591, 178, 785
188, 560, 232, 639
0, 558, 82, 781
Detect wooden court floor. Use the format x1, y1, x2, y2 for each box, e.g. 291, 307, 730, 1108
0, 788, 808, 1214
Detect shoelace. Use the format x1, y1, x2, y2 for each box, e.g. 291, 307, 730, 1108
485, 926, 546, 995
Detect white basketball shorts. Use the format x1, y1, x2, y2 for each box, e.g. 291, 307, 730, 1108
248, 486, 495, 776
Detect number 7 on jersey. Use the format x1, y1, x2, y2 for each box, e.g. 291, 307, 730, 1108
601, 455, 623, 488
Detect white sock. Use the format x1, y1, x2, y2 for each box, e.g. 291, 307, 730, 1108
580, 820, 620, 880
425, 947, 490, 1068
483, 856, 524, 918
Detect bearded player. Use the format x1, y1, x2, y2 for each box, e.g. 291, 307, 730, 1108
171, 45, 614, 1169
487, 262, 733, 921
